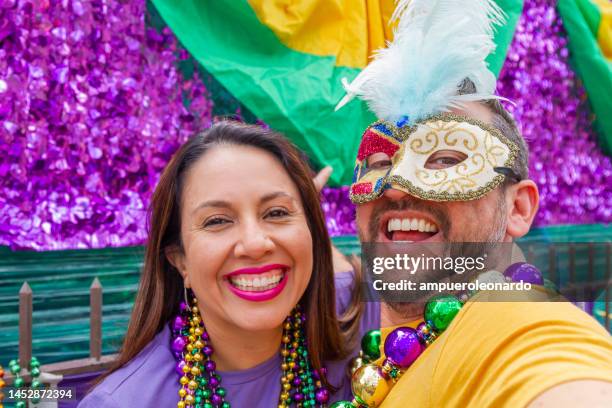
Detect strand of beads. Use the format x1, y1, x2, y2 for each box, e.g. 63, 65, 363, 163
172, 296, 329, 408
172, 297, 229, 408
332, 263, 544, 408
278, 306, 329, 407
7, 357, 42, 408
0, 364, 5, 408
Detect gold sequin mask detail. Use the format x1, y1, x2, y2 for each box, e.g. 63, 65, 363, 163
350, 113, 520, 204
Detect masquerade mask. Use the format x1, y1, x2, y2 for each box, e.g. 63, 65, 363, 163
350, 113, 520, 204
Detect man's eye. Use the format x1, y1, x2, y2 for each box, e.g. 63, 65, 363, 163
425, 150, 467, 169
366, 152, 392, 170
369, 160, 393, 169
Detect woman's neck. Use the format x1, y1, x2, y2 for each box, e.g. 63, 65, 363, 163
201, 315, 283, 372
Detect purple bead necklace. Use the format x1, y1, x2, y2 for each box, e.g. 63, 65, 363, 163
171, 292, 330, 407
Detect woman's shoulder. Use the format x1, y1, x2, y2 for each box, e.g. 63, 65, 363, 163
78, 325, 177, 407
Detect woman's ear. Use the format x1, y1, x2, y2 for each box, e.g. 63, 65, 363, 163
505, 179, 539, 239
165, 245, 190, 288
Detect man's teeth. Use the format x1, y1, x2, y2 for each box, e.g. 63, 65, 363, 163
387, 218, 438, 233
229, 271, 284, 291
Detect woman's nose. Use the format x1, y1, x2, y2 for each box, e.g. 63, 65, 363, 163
233, 221, 274, 259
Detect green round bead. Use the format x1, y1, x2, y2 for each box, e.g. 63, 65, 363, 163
195, 396, 202, 403
202, 389, 212, 398
424, 294, 463, 332
216, 387, 226, 397
16, 401, 26, 408
31, 367, 41, 377
14, 377, 25, 387
360, 329, 382, 361
330, 401, 354, 408
203, 403, 213, 408
221, 402, 230, 408
8, 359, 18, 366
31, 379, 41, 388
10, 364, 21, 374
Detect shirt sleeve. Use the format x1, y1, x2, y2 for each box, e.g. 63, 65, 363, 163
334, 270, 356, 316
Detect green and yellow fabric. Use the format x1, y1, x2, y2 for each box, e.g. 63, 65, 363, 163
151, 0, 523, 185
558, 0, 612, 155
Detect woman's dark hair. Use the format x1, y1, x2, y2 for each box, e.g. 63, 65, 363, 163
97, 121, 347, 388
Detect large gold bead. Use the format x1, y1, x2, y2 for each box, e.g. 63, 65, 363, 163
190, 366, 201, 376
185, 394, 194, 405
178, 388, 187, 398
178, 401, 186, 408
194, 340, 204, 349
193, 353, 203, 362
194, 327, 203, 336
180, 376, 189, 385
351, 364, 391, 408
188, 380, 198, 390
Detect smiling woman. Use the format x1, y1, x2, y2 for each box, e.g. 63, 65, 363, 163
78, 121, 364, 407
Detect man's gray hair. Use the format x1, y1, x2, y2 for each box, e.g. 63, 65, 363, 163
457, 79, 529, 182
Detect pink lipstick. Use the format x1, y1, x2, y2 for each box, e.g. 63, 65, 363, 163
225, 264, 289, 302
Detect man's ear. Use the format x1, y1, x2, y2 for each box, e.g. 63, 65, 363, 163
505, 179, 539, 239
165, 245, 190, 288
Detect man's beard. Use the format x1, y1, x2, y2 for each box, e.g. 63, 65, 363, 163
359, 193, 508, 319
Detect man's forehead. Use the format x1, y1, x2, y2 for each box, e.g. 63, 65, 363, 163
449, 101, 494, 125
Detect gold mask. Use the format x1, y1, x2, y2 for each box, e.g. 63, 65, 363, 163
350, 113, 520, 204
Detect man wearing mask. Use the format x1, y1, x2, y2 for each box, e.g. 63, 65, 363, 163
332, 0, 612, 407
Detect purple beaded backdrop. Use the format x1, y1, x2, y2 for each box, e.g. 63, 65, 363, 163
0, 0, 611, 250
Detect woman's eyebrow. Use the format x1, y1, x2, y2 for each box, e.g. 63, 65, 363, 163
259, 191, 294, 204
192, 200, 231, 215
192, 192, 294, 215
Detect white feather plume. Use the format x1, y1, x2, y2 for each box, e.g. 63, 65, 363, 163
336, 0, 506, 124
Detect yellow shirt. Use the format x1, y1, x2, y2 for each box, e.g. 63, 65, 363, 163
377, 291, 612, 407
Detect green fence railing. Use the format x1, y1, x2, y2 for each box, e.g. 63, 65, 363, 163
1, 224, 610, 366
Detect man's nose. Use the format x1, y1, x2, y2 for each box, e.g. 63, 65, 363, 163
382, 186, 410, 201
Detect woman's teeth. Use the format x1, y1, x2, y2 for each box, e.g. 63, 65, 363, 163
229, 270, 284, 292
387, 217, 438, 233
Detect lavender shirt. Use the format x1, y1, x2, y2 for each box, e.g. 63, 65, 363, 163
79, 272, 379, 407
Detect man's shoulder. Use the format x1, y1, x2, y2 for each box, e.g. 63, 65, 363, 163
425, 294, 612, 407
456, 290, 609, 338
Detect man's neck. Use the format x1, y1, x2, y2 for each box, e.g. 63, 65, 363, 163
380, 302, 424, 327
